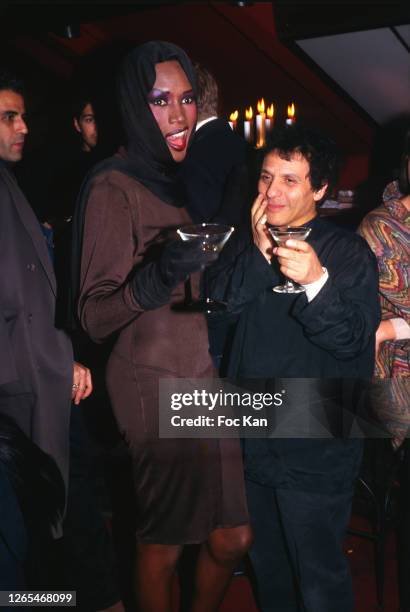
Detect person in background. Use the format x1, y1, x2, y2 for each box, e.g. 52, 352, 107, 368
208, 125, 380, 612
49, 93, 126, 612
358, 129, 410, 612
179, 63, 255, 372
67, 95, 104, 211
73, 97, 98, 154
178, 62, 252, 227
46, 95, 100, 230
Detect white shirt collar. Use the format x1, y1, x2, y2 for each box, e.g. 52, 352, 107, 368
196, 116, 218, 131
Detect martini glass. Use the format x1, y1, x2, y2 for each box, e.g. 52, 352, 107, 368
176, 223, 234, 312
267, 225, 312, 294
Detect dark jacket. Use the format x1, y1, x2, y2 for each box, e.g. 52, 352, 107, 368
208, 216, 381, 492
179, 118, 254, 226
179, 118, 256, 364
0, 165, 73, 503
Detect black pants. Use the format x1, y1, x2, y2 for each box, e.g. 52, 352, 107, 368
61, 405, 120, 611
246, 480, 355, 612
398, 439, 410, 612
0, 465, 26, 590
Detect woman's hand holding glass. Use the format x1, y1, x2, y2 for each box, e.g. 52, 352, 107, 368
130, 239, 219, 311
159, 238, 219, 286
176, 223, 234, 312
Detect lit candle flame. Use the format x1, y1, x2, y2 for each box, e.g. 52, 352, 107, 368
267, 104, 274, 119
256, 100, 266, 148
257, 99, 265, 114
229, 110, 239, 122
245, 107, 253, 120
244, 107, 253, 143
287, 103, 295, 119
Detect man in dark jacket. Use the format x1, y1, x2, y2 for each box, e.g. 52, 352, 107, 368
179, 64, 256, 369
0, 71, 91, 591
209, 125, 380, 612
179, 62, 252, 227
0, 72, 75, 506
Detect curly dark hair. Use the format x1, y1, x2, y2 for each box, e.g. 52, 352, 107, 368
0, 69, 25, 96
266, 125, 340, 200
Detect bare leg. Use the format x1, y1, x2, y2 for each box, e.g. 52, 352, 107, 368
136, 542, 183, 612
191, 524, 252, 612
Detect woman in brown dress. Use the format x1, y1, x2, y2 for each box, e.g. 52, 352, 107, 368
73, 41, 251, 612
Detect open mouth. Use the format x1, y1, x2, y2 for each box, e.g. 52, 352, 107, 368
166, 128, 188, 152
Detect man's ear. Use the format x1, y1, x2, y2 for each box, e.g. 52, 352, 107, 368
313, 182, 328, 203
73, 118, 81, 134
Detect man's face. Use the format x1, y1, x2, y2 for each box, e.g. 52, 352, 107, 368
74, 103, 98, 152
258, 150, 327, 227
0, 89, 28, 163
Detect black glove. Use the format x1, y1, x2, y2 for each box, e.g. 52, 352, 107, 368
131, 240, 218, 311
159, 239, 219, 286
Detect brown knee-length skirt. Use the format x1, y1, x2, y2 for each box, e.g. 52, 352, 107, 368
106, 355, 249, 544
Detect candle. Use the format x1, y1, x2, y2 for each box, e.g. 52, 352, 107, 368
244, 106, 253, 143
229, 110, 239, 131
286, 103, 296, 125
256, 98, 266, 148
265, 103, 274, 133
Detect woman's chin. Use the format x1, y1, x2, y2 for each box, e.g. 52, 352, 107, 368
168, 146, 187, 163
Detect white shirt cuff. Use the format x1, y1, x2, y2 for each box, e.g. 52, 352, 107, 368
390, 317, 410, 340
302, 267, 329, 302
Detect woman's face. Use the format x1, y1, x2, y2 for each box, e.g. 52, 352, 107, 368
148, 60, 197, 162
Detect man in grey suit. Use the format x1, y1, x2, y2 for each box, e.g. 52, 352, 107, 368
0, 70, 91, 588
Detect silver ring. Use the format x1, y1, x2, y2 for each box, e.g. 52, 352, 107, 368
72, 383, 79, 390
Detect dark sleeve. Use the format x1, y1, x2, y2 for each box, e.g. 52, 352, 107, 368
180, 156, 223, 222
180, 135, 255, 228
77, 180, 143, 343
213, 162, 253, 228
207, 227, 276, 315
291, 234, 381, 360
0, 183, 21, 388
0, 313, 19, 388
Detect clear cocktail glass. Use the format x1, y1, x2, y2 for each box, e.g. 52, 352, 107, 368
267, 225, 312, 294
176, 223, 234, 312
